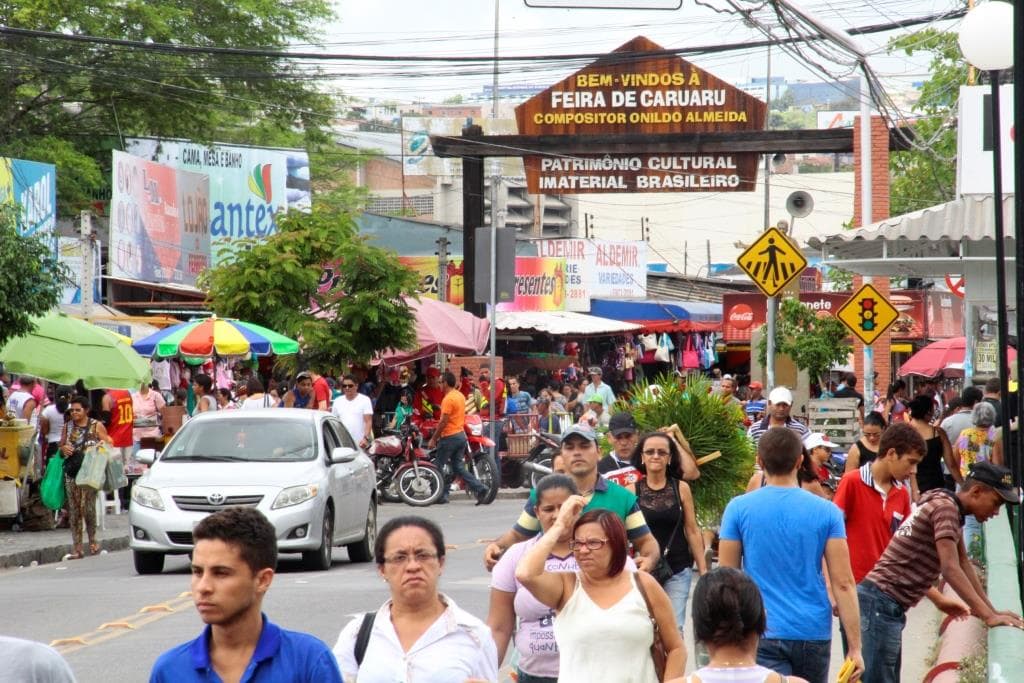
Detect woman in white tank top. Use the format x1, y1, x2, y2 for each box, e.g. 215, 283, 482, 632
669, 568, 808, 683
516, 496, 685, 682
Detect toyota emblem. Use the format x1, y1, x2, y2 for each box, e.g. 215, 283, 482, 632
207, 493, 225, 505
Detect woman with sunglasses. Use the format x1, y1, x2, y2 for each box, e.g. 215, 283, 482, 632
630, 432, 708, 632
517, 498, 685, 682
58, 395, 113, 558
844, 411, 885, 471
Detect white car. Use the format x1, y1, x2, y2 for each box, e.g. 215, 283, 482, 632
129, 408, 376, 574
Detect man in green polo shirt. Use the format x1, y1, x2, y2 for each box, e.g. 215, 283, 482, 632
483, 424, 660, 571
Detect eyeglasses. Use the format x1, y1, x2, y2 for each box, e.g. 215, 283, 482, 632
642, 449, 671, 457
342, 383, 356, 389
383, 551, 438, 565
569, 538, 608, 552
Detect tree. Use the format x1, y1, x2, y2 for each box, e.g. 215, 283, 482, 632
200, 207, 420, 368
0, 207, 68, 347
888, 29, 966, 216
0, 1, 337, 215
756, 297, 852, 386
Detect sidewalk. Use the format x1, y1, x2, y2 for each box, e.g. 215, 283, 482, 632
0, 512, 130, 570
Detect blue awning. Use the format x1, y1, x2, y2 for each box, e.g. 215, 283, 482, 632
588, 299, 722, 332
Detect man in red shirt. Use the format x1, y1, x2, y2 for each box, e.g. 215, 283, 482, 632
833, 423, 967, 651
308, 370, 331, 411
103, 388, 135, 504
414, 367, 445, 420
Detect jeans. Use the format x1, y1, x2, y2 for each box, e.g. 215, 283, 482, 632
662, 567, 694, 630
756, 637, 831, 683
435, 432, 486, 500
858, 581, 906, 683
516, 670, 557, 683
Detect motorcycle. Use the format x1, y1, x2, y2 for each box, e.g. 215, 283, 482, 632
502, 429, 561, 490
420, 414, 500, 505
367, 421, 444, 507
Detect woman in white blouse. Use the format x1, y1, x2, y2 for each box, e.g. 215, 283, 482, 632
333, 516, 497, 682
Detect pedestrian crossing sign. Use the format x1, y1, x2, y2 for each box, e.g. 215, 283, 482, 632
737, 227, 808, 297
836, 283, 899, 345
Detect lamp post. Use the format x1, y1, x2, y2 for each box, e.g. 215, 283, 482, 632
958, 2, 1017, 493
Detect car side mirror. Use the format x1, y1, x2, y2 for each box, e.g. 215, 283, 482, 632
136, 448, 157, 465
331, 446, 358, 464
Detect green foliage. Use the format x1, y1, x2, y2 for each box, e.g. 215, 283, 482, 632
0, 0, 337, 215
626, 375, 754, 525
756, 297, 852, 385
200, 207, 420, 368
0, 206, 69, 347
888, 29, 966, 216
825, 266, 854, 292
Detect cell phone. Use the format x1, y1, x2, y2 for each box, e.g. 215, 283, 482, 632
836, 658, 855, 683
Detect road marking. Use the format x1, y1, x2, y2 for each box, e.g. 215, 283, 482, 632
51, 593, 193, 655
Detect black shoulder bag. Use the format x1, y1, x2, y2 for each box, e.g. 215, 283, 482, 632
354, 611, 376, 666
651, 478, 682, 586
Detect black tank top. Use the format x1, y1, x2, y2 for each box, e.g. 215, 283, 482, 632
855, 439, 878, 465
636, 478, 694, 573
917, 431, 947, 493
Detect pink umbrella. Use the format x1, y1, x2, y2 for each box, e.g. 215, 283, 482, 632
898, 337, 1016, 378
377, 297, 490, 365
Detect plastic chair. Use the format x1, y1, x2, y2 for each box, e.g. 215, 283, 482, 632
95, 489, 122, 531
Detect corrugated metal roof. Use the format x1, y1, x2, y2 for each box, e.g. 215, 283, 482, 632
496, 311, 639, 336
646, 272, 757, 303
807, 195, 1015, 250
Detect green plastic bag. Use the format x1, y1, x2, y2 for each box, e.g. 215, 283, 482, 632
41, 457, 65, 510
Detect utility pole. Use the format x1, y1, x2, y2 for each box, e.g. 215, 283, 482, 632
80, 210, 95, 317
706, 239, 711, 273
684, 241, 688, 276
763, 43, 776, 391
435, 236, 449, 303
488, 159, 503, 454
640, 216, 650, 242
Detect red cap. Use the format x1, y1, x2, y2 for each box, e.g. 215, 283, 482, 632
426, 367, 441, 378
749, 381, 763, 390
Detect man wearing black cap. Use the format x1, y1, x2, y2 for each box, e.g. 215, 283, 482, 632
599, 412, 639, 475
859, 461, 1024, 683
483, 424, 659, 572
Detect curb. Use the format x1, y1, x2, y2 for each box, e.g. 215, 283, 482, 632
0, 534, 130, 570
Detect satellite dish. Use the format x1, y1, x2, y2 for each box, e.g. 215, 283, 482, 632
786, 191, 814, 219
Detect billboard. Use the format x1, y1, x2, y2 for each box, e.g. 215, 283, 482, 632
0, 157, 57, 241
109, 151, 211, 287
515, 36, 766, 193
124, 138, 311, 263
536, 239, 647, 311
398, 256, 466, 306
496, 257, 566, 312
957, 85, 1015, 196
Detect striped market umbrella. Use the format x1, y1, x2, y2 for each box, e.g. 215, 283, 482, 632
132, 316, 299, 360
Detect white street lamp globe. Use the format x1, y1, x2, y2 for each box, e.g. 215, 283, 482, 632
958, 1, 1014, 71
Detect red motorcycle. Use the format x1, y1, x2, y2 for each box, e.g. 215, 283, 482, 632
418, 414, 499, 505
367, 421, 444, 507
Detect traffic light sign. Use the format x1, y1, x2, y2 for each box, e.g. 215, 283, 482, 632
836, 284, 899, 345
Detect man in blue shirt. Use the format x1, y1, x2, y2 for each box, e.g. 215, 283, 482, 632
150, 507, 342, 682
719, 427, 864, 683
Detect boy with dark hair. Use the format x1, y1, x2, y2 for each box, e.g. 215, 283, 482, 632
150, 507, 342, 682
859, 461, 1024, 683
719, 427, 863, 683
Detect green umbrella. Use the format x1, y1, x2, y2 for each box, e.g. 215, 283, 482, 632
0, 312, 152, 389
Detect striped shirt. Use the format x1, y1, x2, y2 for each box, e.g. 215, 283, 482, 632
746, 415, 809, 445
865, 488, 964, 610
513, 476, 651, 541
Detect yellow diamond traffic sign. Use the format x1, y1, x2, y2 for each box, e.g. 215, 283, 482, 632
836, 283, 899, 345
737, 227, 808, 297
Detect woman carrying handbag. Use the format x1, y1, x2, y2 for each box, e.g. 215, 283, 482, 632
58, 395, 112, 559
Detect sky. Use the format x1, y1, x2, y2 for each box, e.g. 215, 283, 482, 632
323, 0, 965, 106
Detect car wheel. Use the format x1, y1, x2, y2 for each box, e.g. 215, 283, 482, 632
346, 501, 377, 563
302, 506, 334, 571
133, 550, 165, 575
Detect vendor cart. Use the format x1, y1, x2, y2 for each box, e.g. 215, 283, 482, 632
0, 419, 39, 521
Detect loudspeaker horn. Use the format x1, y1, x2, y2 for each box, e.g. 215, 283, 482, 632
786, 191, 814, 219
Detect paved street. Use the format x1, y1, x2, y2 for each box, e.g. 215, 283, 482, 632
0, 497, 940, 682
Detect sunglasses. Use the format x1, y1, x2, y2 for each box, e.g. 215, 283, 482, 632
342, 383, 356, 388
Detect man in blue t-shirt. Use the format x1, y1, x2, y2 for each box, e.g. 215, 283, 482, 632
150, 507, 342, 682
719, 427, 864, 683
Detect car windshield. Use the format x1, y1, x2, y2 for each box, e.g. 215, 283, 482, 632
160, 418, 317, 462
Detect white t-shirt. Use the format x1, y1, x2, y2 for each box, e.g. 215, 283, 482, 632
41, 404, 65, 444
331, 393, 373, 444
6, 390, 38, 428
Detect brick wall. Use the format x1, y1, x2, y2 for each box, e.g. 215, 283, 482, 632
851, 115, 892, 397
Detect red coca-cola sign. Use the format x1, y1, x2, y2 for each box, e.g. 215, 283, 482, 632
728, 303, 754, 329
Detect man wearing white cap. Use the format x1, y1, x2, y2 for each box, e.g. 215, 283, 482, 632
747, 387, 809, 446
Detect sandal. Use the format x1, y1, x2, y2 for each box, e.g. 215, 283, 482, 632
70, 546, 84, 560
89, 542, 101, 555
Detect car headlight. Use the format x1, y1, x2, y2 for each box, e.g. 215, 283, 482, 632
131, 485, 165, 511
272, 484, 319, 509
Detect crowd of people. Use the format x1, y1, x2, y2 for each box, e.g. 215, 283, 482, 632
5, 361, 1024, 682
